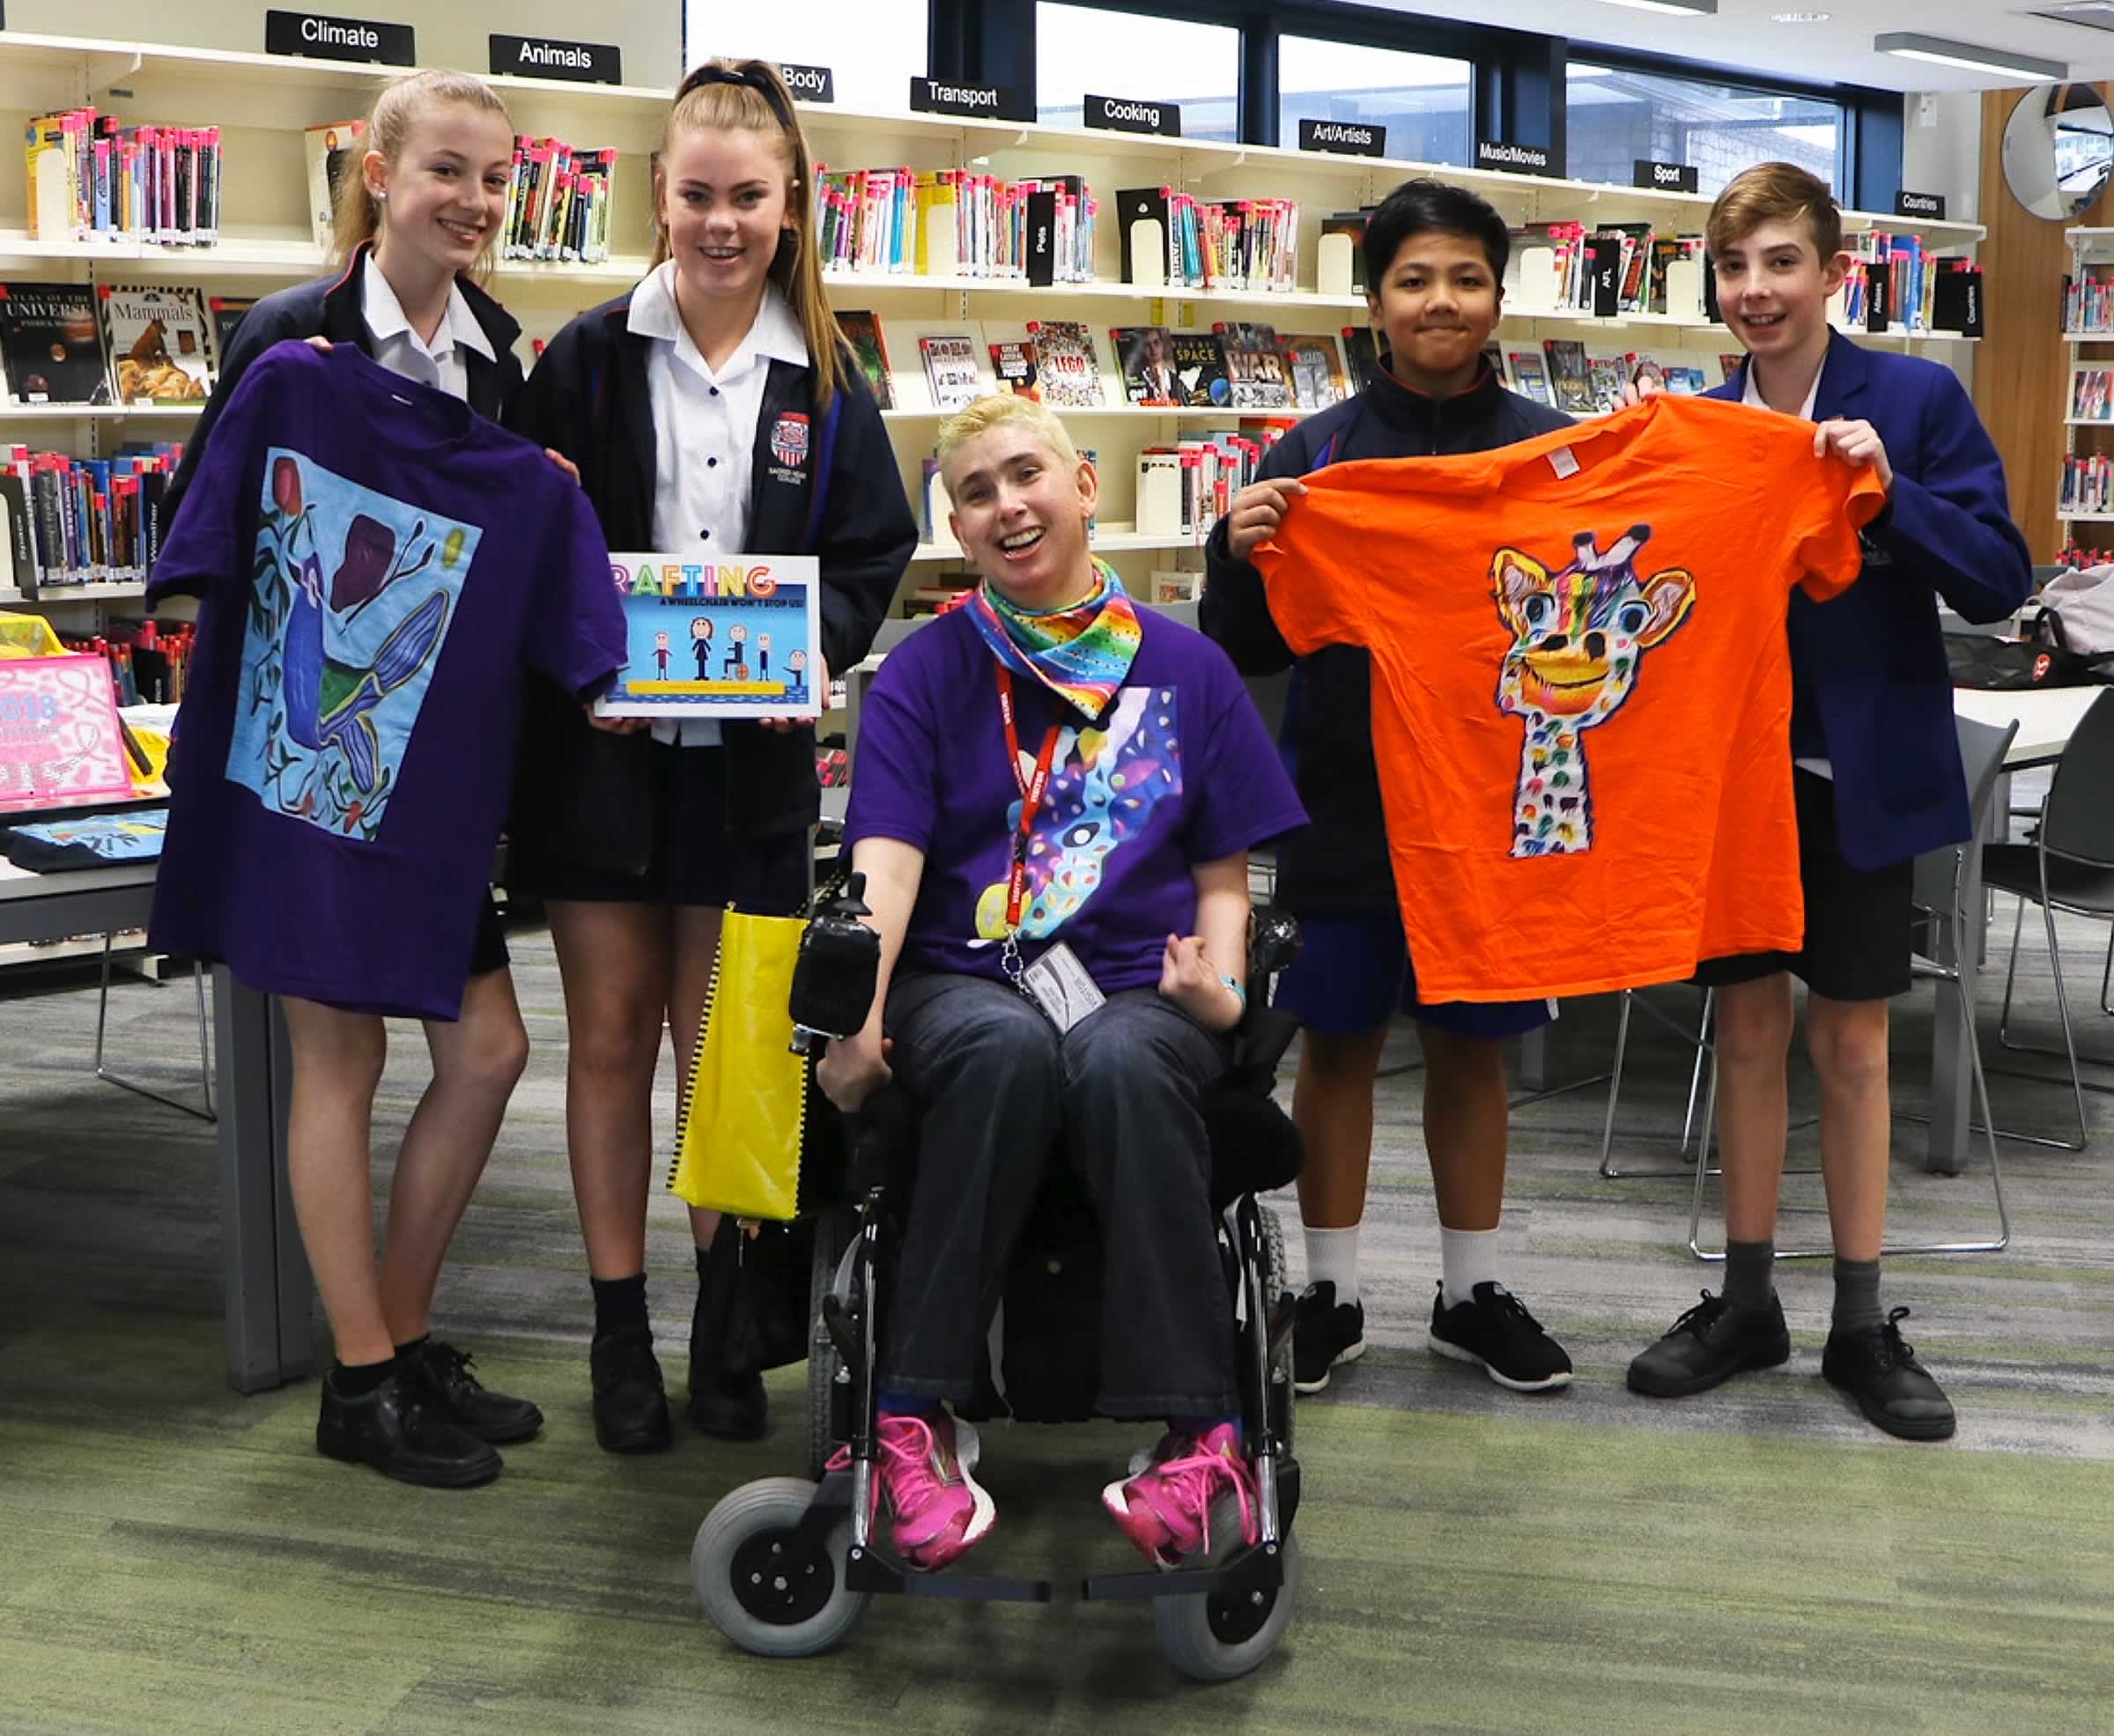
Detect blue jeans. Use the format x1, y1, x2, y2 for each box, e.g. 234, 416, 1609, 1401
879, 974, 1236, 1418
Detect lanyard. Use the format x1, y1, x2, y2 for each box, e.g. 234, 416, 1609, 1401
996, 666, 1062, 934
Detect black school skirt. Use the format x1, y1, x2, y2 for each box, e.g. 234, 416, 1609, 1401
508, 740, 811, 912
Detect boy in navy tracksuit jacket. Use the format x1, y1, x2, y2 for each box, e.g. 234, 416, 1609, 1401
1205, 180, 1579, 1399
1626, 162, 2032, 1440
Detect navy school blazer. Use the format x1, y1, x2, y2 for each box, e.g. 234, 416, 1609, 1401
1711, 329, 2033, 869
505, 287, 917, 873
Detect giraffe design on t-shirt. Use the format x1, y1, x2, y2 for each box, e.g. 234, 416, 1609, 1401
1492, 524, 1695, 859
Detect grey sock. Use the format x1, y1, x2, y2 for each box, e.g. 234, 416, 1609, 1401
1723, 1238, 1776, 1312
1831, 1258, 1884, 1334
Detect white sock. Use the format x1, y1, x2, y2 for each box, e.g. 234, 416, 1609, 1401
1440, 1226, 1501, 1311
1302, 1223, 1360, 1308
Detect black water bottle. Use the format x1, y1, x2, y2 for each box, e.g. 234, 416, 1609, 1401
787, 872, 881, 1055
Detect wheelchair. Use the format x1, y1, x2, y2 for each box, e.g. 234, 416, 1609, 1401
691, 909, 1306, 1681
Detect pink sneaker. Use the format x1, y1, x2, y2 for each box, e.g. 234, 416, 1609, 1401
832, 1412, 994, 1571
1101, 1423, 1258, 1568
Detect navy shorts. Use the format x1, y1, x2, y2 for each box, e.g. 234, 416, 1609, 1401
1275, 909, 1556, 1041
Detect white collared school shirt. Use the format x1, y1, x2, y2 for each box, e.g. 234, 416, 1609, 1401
627, 262, 810, 747
360, 254, 494, 404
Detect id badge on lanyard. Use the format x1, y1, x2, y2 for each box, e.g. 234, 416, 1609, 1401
995, 666, 1105, 1032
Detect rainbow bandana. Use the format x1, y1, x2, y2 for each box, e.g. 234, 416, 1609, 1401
965, 558, 1143, 720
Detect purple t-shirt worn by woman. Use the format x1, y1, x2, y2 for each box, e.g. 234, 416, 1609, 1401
146, 342, 625, 1019
845, 603, 1306, 993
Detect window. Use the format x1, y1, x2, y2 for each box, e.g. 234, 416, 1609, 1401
1278, 34, 1473, 168
688, 0, 928, 114
1034, 4, 1240, 143
1567, 63, 1841, 196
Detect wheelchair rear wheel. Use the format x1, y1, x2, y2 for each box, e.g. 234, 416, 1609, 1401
807, 1208, 855, 1480
693, 1477, 869, 1658
1152, 1491, 1300, 1681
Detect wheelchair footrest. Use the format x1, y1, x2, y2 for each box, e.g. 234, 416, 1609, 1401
1080, 1537, 1290, 1604
846, 1546, 1053, 1602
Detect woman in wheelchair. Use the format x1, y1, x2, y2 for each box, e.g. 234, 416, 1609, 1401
816, 395, 1306, 1571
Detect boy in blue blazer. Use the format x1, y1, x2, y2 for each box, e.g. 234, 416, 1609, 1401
1627, 162, 2032, 1440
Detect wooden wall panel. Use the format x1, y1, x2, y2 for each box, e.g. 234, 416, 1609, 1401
1974, 85, 2114, 563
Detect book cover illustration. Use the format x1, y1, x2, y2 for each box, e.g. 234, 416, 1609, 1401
210, 296, 257, 358
1507, 350, 1552, 407
306, 121, 366, 250
834, 310, 895, 409
989, 339, 1040, 399
1215, 322, 1289, 410
1112, 325, 1182, 406
918, 332, 982, 412
1025, 320, 1103, 408
1168, 332, 1229, 407
1480, 343, 1510, 388
595, 553, 823, 720
0, 283, 114, 406
1719, 352, 1746, 385
1586, 355, 1626, 413
1340, 326, 1383, 394
1541, 339, 1593, 414
1282, 332, 1349, 410
0, 654, 134, 808
100, 284, 213, 405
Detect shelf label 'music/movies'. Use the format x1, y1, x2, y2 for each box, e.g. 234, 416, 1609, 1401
1475, 138, 1562, 180
488, 33, 623, 86
264, 9, 415, 66
1085, 95, 1181, 138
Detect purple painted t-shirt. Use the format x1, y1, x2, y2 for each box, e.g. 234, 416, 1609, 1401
845, 603, 1306, 991
145, 342, 625, 1019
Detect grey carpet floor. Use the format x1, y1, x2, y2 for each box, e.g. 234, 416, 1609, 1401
2, 901, 2111, 1735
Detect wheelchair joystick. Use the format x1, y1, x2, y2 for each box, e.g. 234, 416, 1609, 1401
788, 871, 882, 1057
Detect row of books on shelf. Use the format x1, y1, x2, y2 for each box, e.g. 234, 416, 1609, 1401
503, 136, 619, 265
55, 621, 194, 707
1506, 225, 1707, 322
2060, 538, 2114, 567
2072, 367, 2114, 423
0, 282, 249, 409
25, 107, 223, 248
1835, 234, 1981, 336
2064, 270, 2114, 336
2059, 453, 2114, 518
839, 310, 1377, 414
904, 565, 1206, 617
0, 440, 186, 592
817, 167, 1096, 284
1113, 188, 1304, 295
1501, 342, 1739, 415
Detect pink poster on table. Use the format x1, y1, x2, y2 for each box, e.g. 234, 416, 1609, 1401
0, 654, 132, 809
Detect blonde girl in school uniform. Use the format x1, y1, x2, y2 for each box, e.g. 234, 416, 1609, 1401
508, 58, 916, 1453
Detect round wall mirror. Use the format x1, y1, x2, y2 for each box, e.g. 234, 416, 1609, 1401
2003, 84, 2114, 221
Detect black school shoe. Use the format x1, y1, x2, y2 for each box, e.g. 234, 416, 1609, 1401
400, 1340, 543, 1444
1428, 1282, 1574, 1392
687, 1363, 767, 1440
1822, 1307, 1957, 1442
316, 1370, 502, 1488
1292, 1282, 1367, 1394
1627, 1289, 1792, 1399
590, 1326, 674, 1453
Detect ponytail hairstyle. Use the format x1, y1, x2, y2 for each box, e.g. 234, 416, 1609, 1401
331, 70, 514, 275
656, 58, 846, 412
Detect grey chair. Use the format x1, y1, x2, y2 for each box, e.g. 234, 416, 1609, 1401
1685, 713, 2017, 1260
1597, 986, 1717, 1178
93, 935, 215, 1122
1985, 687, 2114, 1152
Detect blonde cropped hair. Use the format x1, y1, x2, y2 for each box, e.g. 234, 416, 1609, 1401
332, 70, 513, 270
935, 395, 1083, 498
1707, 160, 1844, 263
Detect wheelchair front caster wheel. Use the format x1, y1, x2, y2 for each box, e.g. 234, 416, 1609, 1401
693, 1477, 869, 1658
1152, 1496, 1299, 1682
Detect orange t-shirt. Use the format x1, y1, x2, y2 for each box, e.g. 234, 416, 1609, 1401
1253, 393, 1887, 1002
